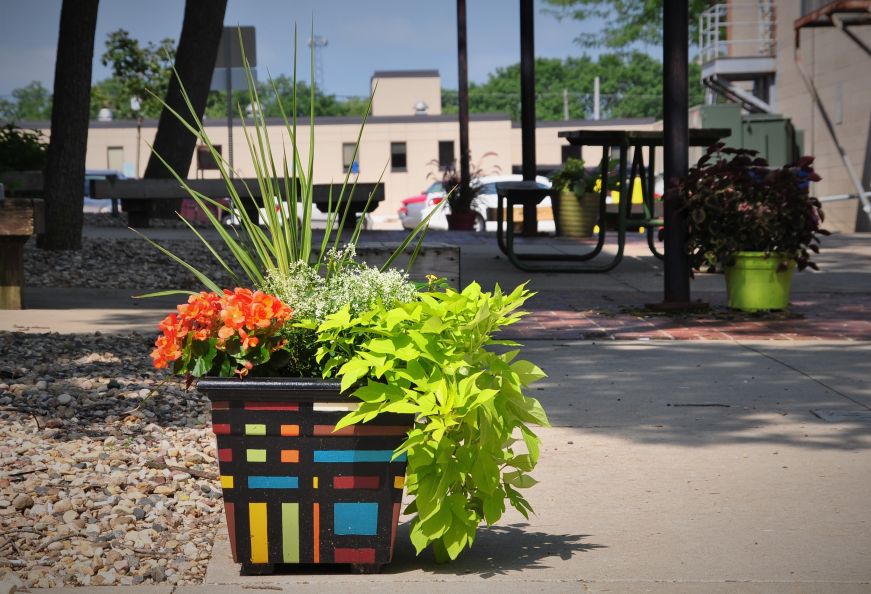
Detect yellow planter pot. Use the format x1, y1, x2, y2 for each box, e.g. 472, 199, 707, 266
724, 252, 795, 312
555, 191, 599, 238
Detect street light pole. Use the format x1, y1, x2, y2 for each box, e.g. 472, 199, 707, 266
130, 96, 142, 179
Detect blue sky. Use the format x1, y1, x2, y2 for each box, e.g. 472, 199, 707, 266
0, 0, 621, 98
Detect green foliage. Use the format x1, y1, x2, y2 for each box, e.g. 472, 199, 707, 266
141, 27, 438, 304
443, 54, 704, 121
680, 145, 830, 273
92, 29, 175, 119
0, 82, 53, 122
0, 124, 48, 172
550, 157, 595, 194
203, 76, 371, 121
262, 247, 420, 377
542, 0, 710, 49
313, 282, 549, 561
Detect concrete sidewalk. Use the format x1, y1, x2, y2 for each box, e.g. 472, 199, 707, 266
17, 340, 871, 594
4, 227, 871, 593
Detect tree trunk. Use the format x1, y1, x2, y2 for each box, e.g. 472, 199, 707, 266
37, 0, 99, 250
137, 0, 227, 227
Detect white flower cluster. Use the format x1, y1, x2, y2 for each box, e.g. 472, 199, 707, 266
263, 247, 418, 323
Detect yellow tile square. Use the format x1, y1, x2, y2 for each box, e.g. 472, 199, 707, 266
393, 476, 405, 489
312, 476, 318, 489
220, 475, 234, 489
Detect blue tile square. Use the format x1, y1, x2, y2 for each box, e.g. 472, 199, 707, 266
333, 502, 378, 536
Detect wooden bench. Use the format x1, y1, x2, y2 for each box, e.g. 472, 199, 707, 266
0, 196, 44, 309
90, 178, 386, 228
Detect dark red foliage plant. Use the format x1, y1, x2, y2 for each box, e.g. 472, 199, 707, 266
678, 144, 829, 273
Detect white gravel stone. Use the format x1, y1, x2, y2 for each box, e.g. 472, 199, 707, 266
0, 332, 222, 588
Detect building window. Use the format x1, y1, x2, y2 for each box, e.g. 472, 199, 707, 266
342, 143, 359, 173
391, 142, 407, 171
561, 144, 581, 163
107, 146, 124, 172
438, 141, 454, 170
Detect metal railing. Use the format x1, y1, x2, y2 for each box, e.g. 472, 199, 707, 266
801, 0, 835, 16
699, 2, 777, 63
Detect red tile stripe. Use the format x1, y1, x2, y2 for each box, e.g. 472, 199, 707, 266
390, 502, 400, 556
313, 424, 409, 437
334, 547, 376, 564
244, 402, 299, 411
333, 476, 380, 489
212, 423, 231, 435
224, 502, 237, 562
210, 400, 229, 410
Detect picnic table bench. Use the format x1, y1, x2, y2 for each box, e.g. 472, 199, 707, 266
90, 178, 385, 228
491, 128, 730, 273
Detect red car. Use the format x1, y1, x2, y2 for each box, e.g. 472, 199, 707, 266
398, 182, 444, 230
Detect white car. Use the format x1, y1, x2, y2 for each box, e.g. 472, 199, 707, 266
420, 174, 553, 232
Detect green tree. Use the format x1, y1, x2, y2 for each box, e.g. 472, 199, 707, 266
0, 124, 48, 172
91, 29, 175, 119
202, 76, 371, 120
542, 0, 710, 49
443, 53, 703, 121
0, 82, 53, 122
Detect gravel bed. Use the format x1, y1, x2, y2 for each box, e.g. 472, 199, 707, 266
0, 331, 224, 588
83, 213, 213, 229
24, 237, 234, 291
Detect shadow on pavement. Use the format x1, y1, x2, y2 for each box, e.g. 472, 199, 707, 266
529, 341, 871, 451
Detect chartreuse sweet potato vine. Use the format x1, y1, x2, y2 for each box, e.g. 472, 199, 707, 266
308, 282, 549, 562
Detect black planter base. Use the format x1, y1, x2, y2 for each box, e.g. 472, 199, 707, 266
197, 378, 411, 571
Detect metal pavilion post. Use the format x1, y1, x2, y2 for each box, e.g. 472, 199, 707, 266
520, 0, 536, 181
662, 0, 692, 304
519, 0, 538, 234
457, 0, 471, 208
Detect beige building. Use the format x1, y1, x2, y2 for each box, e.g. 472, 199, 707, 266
68, 70, 658, 223
699, 0, 871, 232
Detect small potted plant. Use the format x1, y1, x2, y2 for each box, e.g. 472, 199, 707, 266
679, 144, 828, 311
429, 152, 499, 231
143, 37, 548, 574
549, 157, 599, 238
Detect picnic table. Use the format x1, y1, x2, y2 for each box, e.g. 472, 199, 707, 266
493, 128, 730, 273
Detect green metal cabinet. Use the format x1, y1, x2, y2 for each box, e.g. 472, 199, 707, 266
699, 104, 803, 167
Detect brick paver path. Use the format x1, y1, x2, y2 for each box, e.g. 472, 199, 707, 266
510, 291, 871, 341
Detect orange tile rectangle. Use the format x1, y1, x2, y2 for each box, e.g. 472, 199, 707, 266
280, 449, 299, 463
280, 424, 299, 436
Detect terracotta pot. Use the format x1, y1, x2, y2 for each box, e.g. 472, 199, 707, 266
446, 211, 478, 231
197, 377, 412, 575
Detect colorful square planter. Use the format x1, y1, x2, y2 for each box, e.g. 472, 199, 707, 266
197, 377, 412, 574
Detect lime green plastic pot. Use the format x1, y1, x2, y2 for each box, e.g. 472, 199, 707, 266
724, 252, 795, 312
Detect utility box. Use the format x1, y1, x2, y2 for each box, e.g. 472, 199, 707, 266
699, 103, 743, 148
698, 104, 803, 168
742, 114, 802, 167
